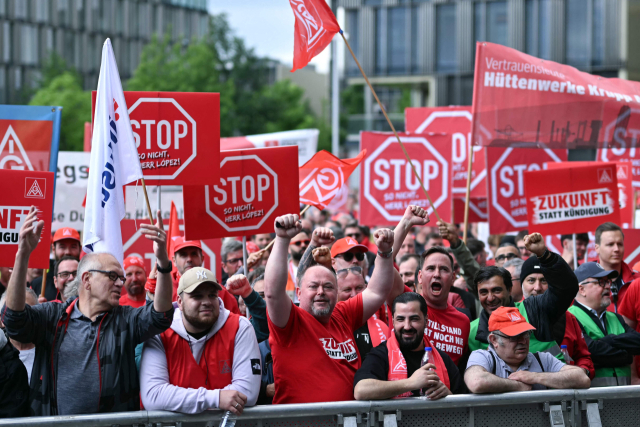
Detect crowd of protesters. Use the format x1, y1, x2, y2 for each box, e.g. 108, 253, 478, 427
1, 204, 640, 418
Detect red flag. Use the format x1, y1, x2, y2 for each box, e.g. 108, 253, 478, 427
167, 201, 180, 258
299, 150, 366, 210
289, 0, 340, 72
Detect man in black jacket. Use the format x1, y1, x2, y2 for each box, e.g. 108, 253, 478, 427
0, 329, 29, 418
1, 207, 174, 415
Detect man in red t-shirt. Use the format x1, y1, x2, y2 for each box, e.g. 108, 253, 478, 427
618, 280, 640, 382
119, 256, 147, 308
265, 214, 397, 404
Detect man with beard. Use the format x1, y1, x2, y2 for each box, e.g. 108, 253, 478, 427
172, 238, 238, 313
252, 233, 273, 250
265, 214, 396, 404
140, 267, 260, 413
569, 262, 640, 386
468, 234, 578, 363
465, 307, 589, 393
353, 292, 465, 400
30, 227, 81, 302
52, 256, 78, 302
560, 233, 589, 270
119, 256, 147, 308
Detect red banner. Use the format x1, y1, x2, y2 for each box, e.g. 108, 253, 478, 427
359, 132, 452, 226
405, 106, 486, 197
547, 161, 635, 228
121, 219, 221, 280
453, 197, 488, 223
622, 230, 640, 270
299, 150, 365, 210
0, 170, 54, 268
92, 91, 220, 186
0, 120, 53, 171
183, 146, 300, 239
524, 163, 620, 235
486, 147, 567, 234
597, 142, 640, 190
289, 0, 340, 72
471, 42, 640, 149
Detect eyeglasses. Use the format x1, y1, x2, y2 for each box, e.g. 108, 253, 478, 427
512, 277, 521, 282
290, 240, 311, 247
56, 270, 77, 280
581, 277, 612, 288
336, 252, 365, 262
493, 330, 532, 343
346, 233, 361, 239
225, 257, 243, 265
336, 266, 363, 279
495, 253, 518, 262
89, 270, 125, 283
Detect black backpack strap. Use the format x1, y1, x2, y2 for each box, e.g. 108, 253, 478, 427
489, 351, 497, 375
533, 352, 545, 373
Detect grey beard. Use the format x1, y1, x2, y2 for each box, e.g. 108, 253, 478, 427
311, 304, 332, 317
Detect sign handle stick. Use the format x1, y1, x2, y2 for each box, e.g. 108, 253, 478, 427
264, 204, 312, 252
572, 233, 578, 270
339, 30, 441, 221
40, 269, 47, 299
242, 235, 248, 274
139, 178, 155, 225
462, 141, 475, 243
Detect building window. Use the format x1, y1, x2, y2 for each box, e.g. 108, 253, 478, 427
592, 0, 605, 66
436, 3, 457, 72
387, 6, 407, 75
411, 5, 419, 73
474, 1, 507, 46
346, 10, 359, 76
566, 0, 589, 67
525, 0, 551, 60
375, 8, 385, 74
2, 22, 9, 62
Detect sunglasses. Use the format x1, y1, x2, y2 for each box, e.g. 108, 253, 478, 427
336, 252, 365, 262
495, 253, 518, 262
290, 240, 311, 247
346, 232, 361, 238
225, 257, 243, 265
336, 266, 363, 279
493, 330, 532, 343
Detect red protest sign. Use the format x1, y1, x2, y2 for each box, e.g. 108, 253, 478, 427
597, 108, 640, 188
622, 230, 640, 270
299, 150, 365, 210
547, 161, 635, 228
0, 120, 53, 171
359, 132, 452, 226
524, 163, 619, 235
486, 147, 567, 234
472, 42, 640, 149
0, 170, 54, 268
183, 146, 299, 239
453, 197, 487, 223
92, 91, 220, 186
121, 219, 221, 280
405, 106, 487, 197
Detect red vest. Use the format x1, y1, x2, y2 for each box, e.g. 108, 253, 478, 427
367, 316, 389, 347
160, 313, 240, 390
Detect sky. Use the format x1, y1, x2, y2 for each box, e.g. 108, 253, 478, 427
208, 0, 332, 74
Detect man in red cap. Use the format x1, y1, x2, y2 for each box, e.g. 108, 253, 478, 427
172, 237, 239, 314
465, 307, 590, 393
119, 256, 147, 308
30, 227, 81, 302
331, 236, 369, 281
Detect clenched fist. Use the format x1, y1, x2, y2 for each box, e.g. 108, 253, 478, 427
374, 228, 394, 254
226, 274, 252, 298
312, 247, 332, 269
437, 220, 459, 247
274, 214, 302, 239
402, 205, 430, 228
311, 227, 335, 247
524, 232, 546, 258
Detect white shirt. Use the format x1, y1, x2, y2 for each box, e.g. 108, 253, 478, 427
575, 300, 607, 330
18, 347, 36, 383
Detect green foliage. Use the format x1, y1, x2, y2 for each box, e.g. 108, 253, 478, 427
341, 84, 364, 115
29, 72, 91, 151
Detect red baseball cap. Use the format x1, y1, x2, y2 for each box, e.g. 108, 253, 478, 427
246, 241, 260, 254
123, 256, 146, 275
330, 237, 369, 258
488, 307, 536, 337
173, 237, 202, 254
53, 228, 80, 243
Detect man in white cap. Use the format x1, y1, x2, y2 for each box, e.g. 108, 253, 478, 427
140, 267, 261, 414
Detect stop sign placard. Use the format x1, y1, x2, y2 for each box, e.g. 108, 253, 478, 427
486, 147, 567, 234
183, 146, 299, 239
359, 131, 451, 226
91, 91, 220, 186
405, 106, 487, 197
597, 107, 640, 189
121, 219, 221, 280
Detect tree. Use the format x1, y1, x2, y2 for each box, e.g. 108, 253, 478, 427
29, 72, 91, 151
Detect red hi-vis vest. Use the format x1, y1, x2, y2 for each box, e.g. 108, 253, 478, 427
386, 331, 450, 399
160, 313, 240, 390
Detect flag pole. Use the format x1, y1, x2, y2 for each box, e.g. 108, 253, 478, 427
264, 204, 312, 252
339, 30, 441, 221
139, 178, 155, 225
462, 141, 474, 243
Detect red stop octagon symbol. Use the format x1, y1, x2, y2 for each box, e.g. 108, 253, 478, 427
205, 155, 278, 232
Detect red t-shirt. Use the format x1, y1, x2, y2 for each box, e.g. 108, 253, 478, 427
563, 311, 595, 379
425, 304, 470, 365
119, 293, 146, 308
268, 293, 364, 404
617, 278, 640, 376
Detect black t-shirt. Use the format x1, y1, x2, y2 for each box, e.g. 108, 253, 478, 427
354, 322, 374, 361
353, 341, 467, 396
29, 259, 56, 302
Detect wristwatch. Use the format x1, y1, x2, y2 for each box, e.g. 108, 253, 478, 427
156, 260, 173, 274
377, 248, 393, 259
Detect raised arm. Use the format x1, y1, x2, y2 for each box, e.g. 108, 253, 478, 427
140, 211, 172, 313
464, 365, 532, 394
362, 229, 395, 322
264, 214, 302, 328
297, 228, 335, 277
438, 220, 480, 291
508, 365, 590, 389
227, 274, 269, 342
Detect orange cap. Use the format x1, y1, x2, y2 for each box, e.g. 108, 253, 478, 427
246, 241, 260, 254
488, 306, 536, 336
174, 238, 202, 254
330, 237, 369, 258
53, 227, 80, 243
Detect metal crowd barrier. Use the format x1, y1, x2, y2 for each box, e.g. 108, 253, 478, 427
2, 386, 640, 427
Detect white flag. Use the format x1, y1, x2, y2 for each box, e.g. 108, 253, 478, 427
83, 39, 143, 266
